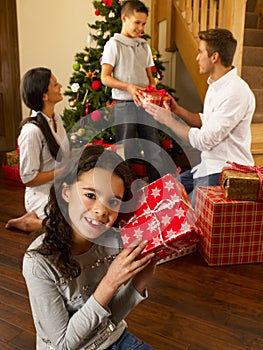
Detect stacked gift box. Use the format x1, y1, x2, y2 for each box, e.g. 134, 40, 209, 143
119, 174, 199, 264
2, 149, 22, 183
195, 162, 263, 266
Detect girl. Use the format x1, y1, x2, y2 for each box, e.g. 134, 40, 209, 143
6, 67, 70, 232
23, 145, 156, 350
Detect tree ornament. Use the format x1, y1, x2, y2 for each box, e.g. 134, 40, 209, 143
91, 110, 102, 122
82, 90, 89, 104
77, 128, 85, 136
71, 83, 80, 92
104, 0, 112, 8
85, 101, 89, 115
70, 133, 78, 143
95, 9, 100, 16
69, 100, 76, 107
96, 29, 103, 37
109, 11, 115, 18
73, 62, 80, 71
87, 33, 93, 46
84, 55, 90, 62
86, 71, 95, 79
91, 80, 102, 91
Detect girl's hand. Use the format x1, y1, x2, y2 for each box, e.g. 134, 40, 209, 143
132, 261, 156, 294
94, 240, 155, 307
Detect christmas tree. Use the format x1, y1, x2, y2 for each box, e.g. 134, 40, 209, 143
62, 0, 177, 148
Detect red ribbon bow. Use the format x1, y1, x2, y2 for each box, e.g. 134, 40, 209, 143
145, 85, 167, 98
224, 161, 263, 201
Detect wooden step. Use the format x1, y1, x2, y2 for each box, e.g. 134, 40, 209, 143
242, 66, 263, 89
244, 28, 263, 46
243, 46, 263, 66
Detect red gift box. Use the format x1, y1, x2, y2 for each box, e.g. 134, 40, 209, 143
195, 186, 263, 266
120, 174, 199, 262
138, 85, 171, 107
2, 165, 22, 183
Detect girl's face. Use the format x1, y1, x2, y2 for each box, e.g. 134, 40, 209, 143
62, 168, 125, 245
121, 11, 147, 38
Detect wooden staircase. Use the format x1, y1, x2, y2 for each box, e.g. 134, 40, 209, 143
243, 0, 263, 165
151, 0, 263, 165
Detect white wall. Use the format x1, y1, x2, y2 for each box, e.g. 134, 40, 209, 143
16, 0, 151, 118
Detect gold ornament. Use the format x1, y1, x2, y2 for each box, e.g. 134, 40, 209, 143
69, 100, 76, 107
84, 55, 89, 62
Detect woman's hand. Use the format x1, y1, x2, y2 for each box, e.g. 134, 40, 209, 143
94, 240, 155, 307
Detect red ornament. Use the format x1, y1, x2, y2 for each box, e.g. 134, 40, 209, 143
91, 80, 102, 91
104, 0, 112, 7
151, 66, 157, 72
161, 139, 173, 150
85, 101, 89, 115
91, 110, 102, 122
95, 9, 100, 16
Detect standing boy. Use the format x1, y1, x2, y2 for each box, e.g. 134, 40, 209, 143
101, 0, 174, 182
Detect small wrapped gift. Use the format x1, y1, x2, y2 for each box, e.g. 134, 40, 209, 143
6, 150, 19, 167
195, 186, 263, 266
120, 174, 199, 262
220, 161, 263, 201
138, 85, 171, 107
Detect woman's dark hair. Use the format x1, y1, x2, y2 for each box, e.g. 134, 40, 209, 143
198, 28, 237, 67
29, 145, 133, 282
20, 67, 61, 160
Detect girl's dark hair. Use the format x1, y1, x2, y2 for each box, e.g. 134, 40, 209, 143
29, 145, 133, 282
20, 67, 61, 160
198, 28, 237, 67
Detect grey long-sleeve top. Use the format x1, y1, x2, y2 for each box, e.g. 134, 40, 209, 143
23, 232, 146, 350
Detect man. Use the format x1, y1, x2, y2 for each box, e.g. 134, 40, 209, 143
144, 28, 255, 206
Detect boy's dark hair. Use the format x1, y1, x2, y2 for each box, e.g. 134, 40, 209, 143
198, 28, 237, 67
29, 145, 133, 282
20, 67, 61, 160
121, 0, 149, 16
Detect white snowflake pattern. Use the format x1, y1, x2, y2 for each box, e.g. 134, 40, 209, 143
180, 222, 191, 233
121, 234, 131, 245
161, 214, 171, 227
152, 236, 163, 246
170, 193, 180, 202
147, 219, 159, 233
134, 228, 144, 240
150, 187, 161, 198
164, 179, 175, 191
166, 228, 179, 239
175, 207, 185, 218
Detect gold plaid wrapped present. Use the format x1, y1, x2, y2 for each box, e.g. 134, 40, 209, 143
220, 161, 263, 201
138, 85, 170, 107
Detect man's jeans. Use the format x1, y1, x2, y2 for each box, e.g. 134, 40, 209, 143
178, 169, 220, 207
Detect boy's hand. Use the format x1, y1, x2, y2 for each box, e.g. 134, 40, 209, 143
127, 84, 145, 106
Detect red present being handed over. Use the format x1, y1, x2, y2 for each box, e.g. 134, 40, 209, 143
120, 174, 199, 262
138, 85, 171, 108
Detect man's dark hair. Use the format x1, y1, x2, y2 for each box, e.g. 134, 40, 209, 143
198, 28, 237, 67
121, 0, 149, 17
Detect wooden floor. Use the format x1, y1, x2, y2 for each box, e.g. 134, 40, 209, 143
0, 173, 263, 350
